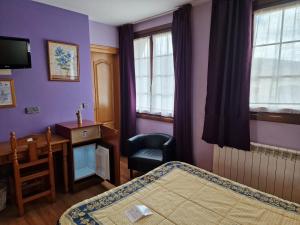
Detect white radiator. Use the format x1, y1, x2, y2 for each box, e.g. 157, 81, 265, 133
213, 143, 300, 204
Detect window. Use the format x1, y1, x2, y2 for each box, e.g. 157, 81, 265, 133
250, 2, 300, 114
134, 31, 175, 118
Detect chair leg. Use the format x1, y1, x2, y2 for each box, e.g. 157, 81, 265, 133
130, 169, 134, 179
17, 202, 24, 217
50, 177, 56, 202
49, 162, 56, 202
13, 172, 24, 216
15, 184, 24, 216
8, 176, 15, 204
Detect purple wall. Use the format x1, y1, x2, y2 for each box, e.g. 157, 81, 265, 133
191, 2, 213, 171
134, 1, 300, 171
250, 121, 300, 151
89, 21, 118, 47
133, 14, 173, 32
136, 118, 173, 135
0, 0, 94, 141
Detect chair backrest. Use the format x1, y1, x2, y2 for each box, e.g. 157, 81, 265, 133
10, 127, 52, 163
143, 133, 171, 149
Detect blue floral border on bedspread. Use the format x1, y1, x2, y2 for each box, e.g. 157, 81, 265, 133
60, 161, 300, 225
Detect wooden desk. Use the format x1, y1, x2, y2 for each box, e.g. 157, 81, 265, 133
56, 120, 121, 191
0, 134, 69, 193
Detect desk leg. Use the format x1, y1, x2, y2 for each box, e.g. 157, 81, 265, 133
62, 143, 69, 193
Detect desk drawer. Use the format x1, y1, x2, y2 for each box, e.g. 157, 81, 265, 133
71, 126, 101, 144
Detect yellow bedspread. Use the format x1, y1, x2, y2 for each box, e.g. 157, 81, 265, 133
59, 161, 300, 225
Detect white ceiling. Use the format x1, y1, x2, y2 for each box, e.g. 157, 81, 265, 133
32, 0, 207, 26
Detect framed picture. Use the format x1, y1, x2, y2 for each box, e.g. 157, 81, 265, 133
47, 40, 80, 81
0, 79, 16, 108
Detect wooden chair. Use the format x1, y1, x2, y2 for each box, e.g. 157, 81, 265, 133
10, 127, 56, 216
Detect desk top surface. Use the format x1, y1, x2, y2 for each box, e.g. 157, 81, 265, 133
0, 134, 69, 157
56, 120, 101, 130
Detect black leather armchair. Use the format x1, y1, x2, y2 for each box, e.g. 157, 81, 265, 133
127, 133, 175, 178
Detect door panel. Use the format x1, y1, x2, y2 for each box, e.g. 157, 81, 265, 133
94, 60, 114, 127
91, 50, 119, 129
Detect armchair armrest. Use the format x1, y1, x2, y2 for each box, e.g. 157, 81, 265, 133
162, 136, 175, 162
127, 134, 145, 156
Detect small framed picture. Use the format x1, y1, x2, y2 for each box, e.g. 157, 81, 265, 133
47, 40, 80, 81
0, 79, 16, 108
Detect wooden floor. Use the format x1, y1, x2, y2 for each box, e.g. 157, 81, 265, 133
0, 157, 131, 225
120, 156, 130, 184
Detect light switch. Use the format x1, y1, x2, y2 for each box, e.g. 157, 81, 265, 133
25, 106, 40, 114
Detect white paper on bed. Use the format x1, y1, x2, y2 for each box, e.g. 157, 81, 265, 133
95, 145, 110, 180
125, 205, 153, 223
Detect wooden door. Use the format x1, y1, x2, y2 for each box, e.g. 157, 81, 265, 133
90, 45, 120, 130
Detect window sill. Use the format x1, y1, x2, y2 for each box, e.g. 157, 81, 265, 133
250, 111, 300, 125
136, 112, 174, 123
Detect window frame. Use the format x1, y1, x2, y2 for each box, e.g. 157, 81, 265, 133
253, 0, 298, 10
134, 23, 174, 123
250, 0, 300, 125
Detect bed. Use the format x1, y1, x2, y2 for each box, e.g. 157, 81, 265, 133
59, 161, 300, 225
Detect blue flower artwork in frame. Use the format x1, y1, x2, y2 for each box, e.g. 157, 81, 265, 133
48, 41, 79, 81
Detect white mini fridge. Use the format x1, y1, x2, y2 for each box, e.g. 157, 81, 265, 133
73, 143, 111, 181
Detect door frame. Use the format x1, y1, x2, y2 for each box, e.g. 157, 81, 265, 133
90, 45, 121, 185
90, 44, 120, 129
90, 44, 118, 55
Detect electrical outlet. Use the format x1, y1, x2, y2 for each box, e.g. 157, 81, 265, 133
25, 106, 40, 114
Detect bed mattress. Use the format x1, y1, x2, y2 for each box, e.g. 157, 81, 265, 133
59, 161, 300, 225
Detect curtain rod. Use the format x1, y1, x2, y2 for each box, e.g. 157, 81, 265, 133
133, 8, 176, 24
132, 0, 209, 24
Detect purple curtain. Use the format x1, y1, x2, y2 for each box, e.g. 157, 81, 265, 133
118, 24, 136, 155
202, 0, 253, 150
172, 4, 193, 164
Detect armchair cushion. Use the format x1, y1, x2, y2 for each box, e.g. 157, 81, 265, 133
129, 148, 163, 172
132, 148, 163, 161
127, 133, 175, 173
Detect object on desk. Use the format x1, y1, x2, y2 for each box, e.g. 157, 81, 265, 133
125, 205, 153, 223
27, 137, 33, 142
10, 127, 56, 216
76, 103, 85, 125
0, 180, 7, 212
76, 110, 82, 125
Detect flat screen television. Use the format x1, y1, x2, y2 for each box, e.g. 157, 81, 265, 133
0, 36, 31, 69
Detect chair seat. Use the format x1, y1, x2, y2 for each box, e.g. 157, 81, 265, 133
129, 148, 163, 172
132, 148, 163, 161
